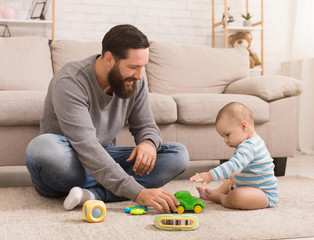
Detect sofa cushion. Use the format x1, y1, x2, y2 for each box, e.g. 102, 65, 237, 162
172, 93, 269, 124
51, 40, 101, 74
146, 41, 250, 95
148, 93, 177, 124
0, 90, 46, 126
51, 40, 150, 90
224, 75, 303, 101
0, 37, 53, 90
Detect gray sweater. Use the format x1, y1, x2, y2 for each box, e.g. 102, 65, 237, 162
40, 55, 162, 201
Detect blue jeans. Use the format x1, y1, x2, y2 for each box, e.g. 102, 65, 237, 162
25, 134, 189, 202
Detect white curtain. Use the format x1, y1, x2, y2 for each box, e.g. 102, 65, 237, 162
290, 0, 314, 154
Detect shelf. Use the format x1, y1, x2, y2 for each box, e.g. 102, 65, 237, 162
0, 19, 53, 24
211, 0, 264, 75
215, 26, 262, 34
0, 0, 55, 39
227, 26, 262, 33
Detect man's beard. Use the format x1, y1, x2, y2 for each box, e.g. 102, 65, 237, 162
107, 63, 137, 99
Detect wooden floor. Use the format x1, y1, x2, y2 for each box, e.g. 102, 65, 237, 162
285, 151, 314, 178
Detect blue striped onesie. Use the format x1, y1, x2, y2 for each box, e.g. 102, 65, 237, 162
209, 136, 278, 207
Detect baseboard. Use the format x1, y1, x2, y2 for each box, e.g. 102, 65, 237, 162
0, 166, 32, 187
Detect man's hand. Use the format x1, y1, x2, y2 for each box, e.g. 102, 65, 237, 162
135, 188, 180, 213
190, 172, 213, 187
126, 140, 157, 176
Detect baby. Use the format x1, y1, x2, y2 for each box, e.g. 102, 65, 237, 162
190, 102, 278, 210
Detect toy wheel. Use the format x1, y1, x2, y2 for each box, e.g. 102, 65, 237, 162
194, 205, 203, 214
177, 205, 185, 214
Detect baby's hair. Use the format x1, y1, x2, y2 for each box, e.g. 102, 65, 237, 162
216, 102, 254, 125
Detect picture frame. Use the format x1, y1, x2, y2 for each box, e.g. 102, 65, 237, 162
0, 24, 11, 37
28, 0, 50, 20
42, 0, 51, 20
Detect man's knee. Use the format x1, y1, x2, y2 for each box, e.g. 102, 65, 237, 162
25, 134, 87, 189
25, 134, 77, 174
165, 142, 189, 161
26, 134, 61, 165
160, 142, 189, 171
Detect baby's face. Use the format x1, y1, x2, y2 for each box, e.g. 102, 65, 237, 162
216, 115, 248, 148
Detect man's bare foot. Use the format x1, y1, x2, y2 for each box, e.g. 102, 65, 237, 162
196, 186, 208, 200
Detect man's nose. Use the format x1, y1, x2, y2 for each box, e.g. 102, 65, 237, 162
134, 67, 144, 80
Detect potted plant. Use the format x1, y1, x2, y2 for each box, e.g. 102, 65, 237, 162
242, 12, 253, 26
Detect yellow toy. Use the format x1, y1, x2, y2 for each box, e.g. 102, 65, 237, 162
124, 205, 147, 215
82, 200, 106, 223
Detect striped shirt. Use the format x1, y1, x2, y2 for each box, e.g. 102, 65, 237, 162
209, 136, 278, 207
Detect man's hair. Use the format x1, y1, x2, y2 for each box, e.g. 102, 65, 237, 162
216, 102, 254, 126
101, 24, 149, 60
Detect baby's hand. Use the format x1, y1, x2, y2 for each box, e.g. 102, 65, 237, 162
190, 173, 204, 182
190, 172, 212, 187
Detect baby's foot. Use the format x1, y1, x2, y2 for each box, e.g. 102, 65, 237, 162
204, 188, 224, 204
196, 186, 208, 200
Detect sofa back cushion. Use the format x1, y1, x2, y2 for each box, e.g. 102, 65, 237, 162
172, 93, 269, 125
146, 41, 250, 95
50, 40, 101, 74
51, 40, 151, 90
0, 37, 53, 90
0, 90, 46, 125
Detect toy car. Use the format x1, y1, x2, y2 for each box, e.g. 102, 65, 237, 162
174, 190, 205, 214
154, 214, 200, 231
124, 205, 147, 215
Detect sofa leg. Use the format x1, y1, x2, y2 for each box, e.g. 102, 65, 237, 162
220, 160, 227, 165
273, 157, 287, 176
220, 158, 287, 177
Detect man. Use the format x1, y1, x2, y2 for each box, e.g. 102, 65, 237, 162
25, 24, 189, 213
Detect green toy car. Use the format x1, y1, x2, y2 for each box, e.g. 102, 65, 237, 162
174, 191, 205, 214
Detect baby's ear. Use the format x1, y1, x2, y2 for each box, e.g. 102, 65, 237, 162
241, 120, 248, 129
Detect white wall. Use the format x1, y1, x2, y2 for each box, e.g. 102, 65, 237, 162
0, 0, 294, 75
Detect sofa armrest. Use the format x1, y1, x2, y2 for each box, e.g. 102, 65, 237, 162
224, 75, 303, 101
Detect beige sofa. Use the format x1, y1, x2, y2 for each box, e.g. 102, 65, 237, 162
0, 37, 302, 186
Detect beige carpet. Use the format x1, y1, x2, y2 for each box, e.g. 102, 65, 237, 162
1, 175, 314, 240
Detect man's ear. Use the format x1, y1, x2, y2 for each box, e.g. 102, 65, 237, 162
104, 52, 115, 65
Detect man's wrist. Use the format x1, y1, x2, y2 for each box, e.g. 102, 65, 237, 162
135, 188, 145, 205
142, 139, 156, 148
